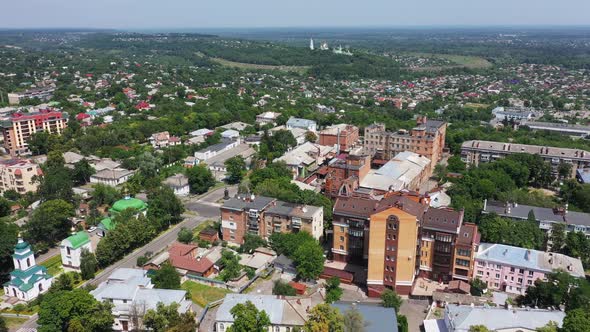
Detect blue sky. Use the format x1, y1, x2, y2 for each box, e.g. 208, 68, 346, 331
1, 0, 589, 29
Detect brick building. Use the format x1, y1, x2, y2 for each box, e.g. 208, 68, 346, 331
319, 124, 360, 153
1, 109, 67, 156
324, 154, 371, 198
364, 117, 447, 168
220, 195, 324, 245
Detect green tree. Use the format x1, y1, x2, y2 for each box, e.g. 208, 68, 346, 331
397, 315, 409, 332
293, 240, 325, 280
304, 303, 344, 332
325, 277, 343, 304
38, 289, 113, 332
91, 184, 122, 206
0, 220, 18, 277
3, 189, 21, 202
447, 155, 466, 173
381, 289, 403, 311
468, 326, 490, 332
152, 263, 181, 289
177, 227, 193, 244
185, 165, 216, 194
25, 199, 75, 245
343, 306, 367, 332
37, 151, 74, 203
143, 302, 185, 332
558, 162, 573, 179
305, 131, 317, 143
80, 249, 98, 280
136, 151, 162, 180
71, 159, 95, 186
470, 278, 487, 296
147, 186, 185, 230
536, 321, 559, 332
561, 308, 590, 332
227, 300, 271, 332
225, 156, 247, 184
550, 223, 567, 252
219, 249, 241, 282
273, 280, 297, 296
0, 316, 7, 332
240, 234, 266, 253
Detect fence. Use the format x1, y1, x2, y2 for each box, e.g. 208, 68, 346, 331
196, 298, 224, 331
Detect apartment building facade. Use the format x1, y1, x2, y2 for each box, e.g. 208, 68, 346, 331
7, 86, 55, 105
220, 195, 324, 245
364, 117, 447, 168
460, 140, 590, 178
1, 109, 67, 155
319, 124, 360, 153
474, 243, 584, 295
0, 159, 42, 194
451, 223, 480, 281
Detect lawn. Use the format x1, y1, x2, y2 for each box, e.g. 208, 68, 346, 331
39, 255, 63, 276
212, 58, 309, 74
181, 281, 232, 307
192, 220, 217, 237
3, 316, 28, 329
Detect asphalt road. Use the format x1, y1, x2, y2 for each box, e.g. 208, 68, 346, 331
19, 186, 236, 331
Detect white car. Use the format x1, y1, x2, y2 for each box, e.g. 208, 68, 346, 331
88, 226, 97, 233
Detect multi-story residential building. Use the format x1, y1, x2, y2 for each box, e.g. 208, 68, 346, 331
263, 201, 324, 240
491, 106, 536, 122
332, 192, 480, 296
1, 109, 68, 155
0, 159, 42, 194
460, 140, 590, 178
91, 268, 191, 331
60, 231, 92, 271
474, 243, 584, 295
418, 208, 464, 283
450, 223, 480, 282
220, 195, 324, 245
319, 124, 360, 153
482, 200, 590, 238
363, 117, 447, 168
286, 117, 317, 132
7, 86, 55, 105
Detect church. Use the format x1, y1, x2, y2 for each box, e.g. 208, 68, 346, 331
3, 236, 53, 302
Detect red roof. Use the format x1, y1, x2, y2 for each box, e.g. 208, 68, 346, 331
168, 242, 215, 274
76, 113, 91, 120
289, 281, 306, 292
14, 169, 22, 176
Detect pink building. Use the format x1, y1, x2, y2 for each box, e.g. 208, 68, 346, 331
474, 243, 584, 295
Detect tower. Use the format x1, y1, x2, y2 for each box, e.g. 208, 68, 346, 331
310, 38, 315, 51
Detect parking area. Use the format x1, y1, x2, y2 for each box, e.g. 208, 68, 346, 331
399, 299, 429, 332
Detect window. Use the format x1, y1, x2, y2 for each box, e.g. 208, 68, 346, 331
457, 248, 471, 257
340, 236, 344, 242
518, 278, 523, 283
496, 264, 501, 269
527, 280, 532, 285
477, 270, 483, 276
495, 273, 500, 279
455, 259, 470, 267
339, 245, 344, 250
392, 235, 397, 240
519, 269, 524, 274
219, 323, 225, 332
494, 283, 499, 287
386, 256, 390, 261
528, 271, 534, 277
340, 226, 345, 232
510, 267, 515, 273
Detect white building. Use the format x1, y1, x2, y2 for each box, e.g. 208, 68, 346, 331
60, 231, 92, 271
286, 117, 317, 132
256, 112, 281, 126
193, 138, 241, 162
221, 129, 240, 139
90, 168, 135, 186
164, 174, 190, 196
3, 236, 53, 301
90, 268, 191, 331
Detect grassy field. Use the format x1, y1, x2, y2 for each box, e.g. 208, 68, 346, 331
3, 316, 28, 329
181, 281, 232, 307
212, 58, 309, 74
464, 102, 490, 109
40, 255, 63, 276
192, 220, 217, 237
404, 52, 492, 71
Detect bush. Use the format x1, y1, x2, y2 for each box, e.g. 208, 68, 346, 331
137, 255, 149, 267
273, 280, 296, 296
177, 227, 193, 244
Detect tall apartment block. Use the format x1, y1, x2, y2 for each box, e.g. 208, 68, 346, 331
0, 159, 42, 194
364, 117, 447, 168
1, 110, 67, 156
220, 195, 324, 245
332, 192, 480, 296
461, 140, 590, 178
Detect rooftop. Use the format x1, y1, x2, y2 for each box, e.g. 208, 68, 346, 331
461, 140, 590, 160
222, 195, 276, 212
331, 302, 398, 332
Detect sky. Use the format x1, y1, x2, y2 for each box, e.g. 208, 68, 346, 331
1, 0, 589, 29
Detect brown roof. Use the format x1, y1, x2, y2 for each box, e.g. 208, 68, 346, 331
376, 193, 427, 218
321, 267, 354, 281
422, 208, 464, 233
168, 242, 215, 274
456, 223, 480, 246
333, 197, 377, 219
199, 228, 218, 236
448, 280, 471, 294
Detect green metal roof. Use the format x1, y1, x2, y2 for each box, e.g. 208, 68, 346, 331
14, 240, 30, 250
10, 265, 46, 279
64, 232, 90, 249
12, 251, 33, 260
98, 217, 115, 231
110, 197, 147, 213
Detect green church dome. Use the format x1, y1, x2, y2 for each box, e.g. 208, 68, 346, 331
110, 197, 147, 213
